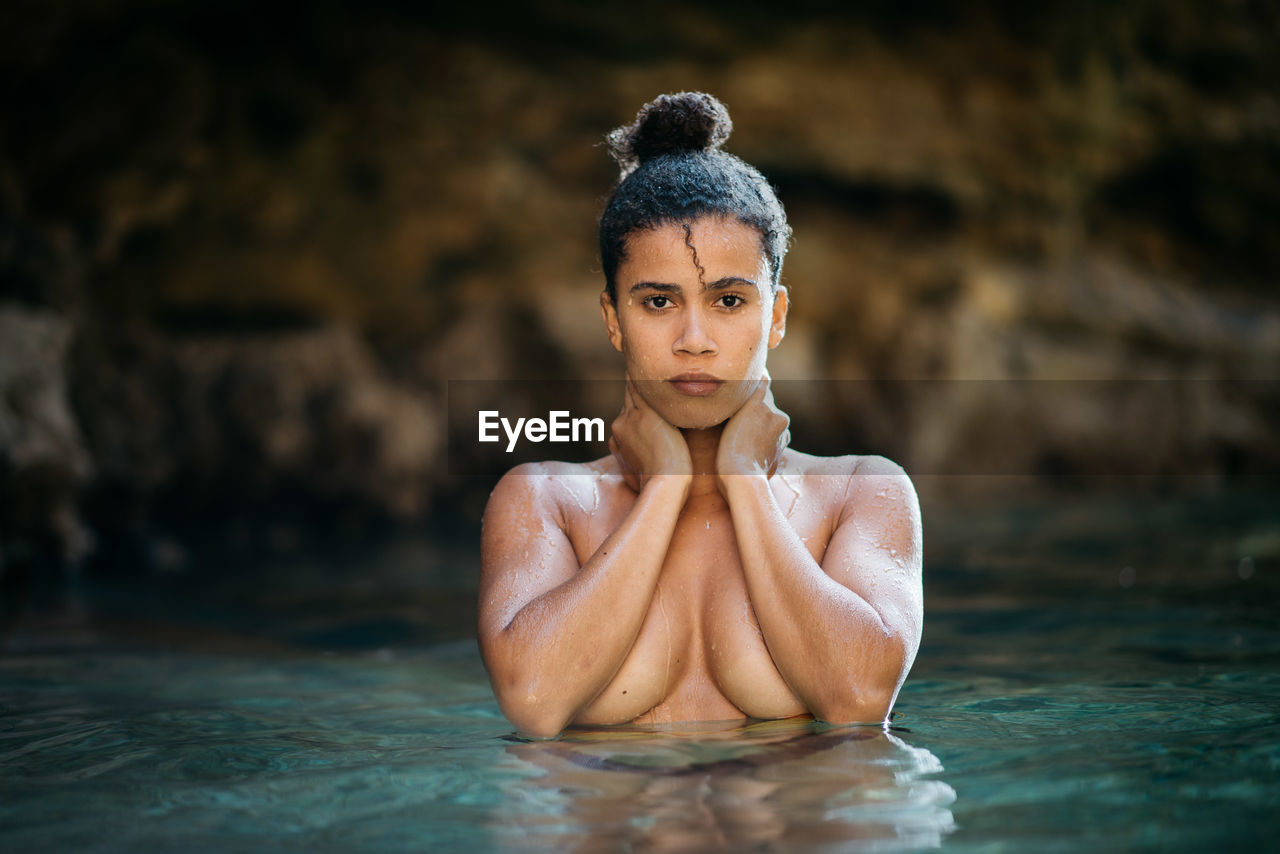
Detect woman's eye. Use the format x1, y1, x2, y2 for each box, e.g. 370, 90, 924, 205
644, 295, 672, 309
718, 294, 745, 308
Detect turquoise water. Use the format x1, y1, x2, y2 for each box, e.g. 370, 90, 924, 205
2, 487, 1278, 851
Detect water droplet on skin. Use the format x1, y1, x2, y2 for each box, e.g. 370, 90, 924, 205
705, 521, 711, 530
569, 475, 602, 543
779, 474, 801, 518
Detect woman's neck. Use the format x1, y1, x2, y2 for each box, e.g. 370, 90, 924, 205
682, 425, 725, 500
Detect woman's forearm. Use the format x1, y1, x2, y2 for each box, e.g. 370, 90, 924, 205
486, 476, 689, 737
723, 475, 910, 723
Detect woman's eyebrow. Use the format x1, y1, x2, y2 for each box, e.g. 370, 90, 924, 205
628, 281, 682, 294
627, 276, 757, 295
705, 276, 758, 291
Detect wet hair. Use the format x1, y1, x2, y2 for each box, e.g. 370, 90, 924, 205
599, 92, 791, 303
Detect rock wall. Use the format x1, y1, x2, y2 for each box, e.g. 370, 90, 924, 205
1, 1, 1277, 573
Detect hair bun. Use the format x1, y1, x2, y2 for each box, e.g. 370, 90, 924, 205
607, 92, 732, 175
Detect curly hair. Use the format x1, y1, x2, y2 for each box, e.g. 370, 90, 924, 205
599, 92, 791, 302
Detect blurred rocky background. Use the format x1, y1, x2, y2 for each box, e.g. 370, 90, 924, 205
2, 0, 1278, 585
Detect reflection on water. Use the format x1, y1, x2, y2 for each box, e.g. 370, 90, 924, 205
490, 719, 955, 852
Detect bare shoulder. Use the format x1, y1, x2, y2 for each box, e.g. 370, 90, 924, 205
486, 460, 587, 517
780, 450, 910, 485
484, 456, 624, 528
779, 450, 918, 527
851, 453, 909, 478
799, 451, 923, 628
778, 449, 903, 476
480, 459, 620, 637
842, 454, 916, 515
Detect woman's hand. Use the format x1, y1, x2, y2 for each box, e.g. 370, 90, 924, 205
609, 377, 693, 493
716, 374, 790, 492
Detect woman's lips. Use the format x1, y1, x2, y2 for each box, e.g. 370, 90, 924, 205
667, 373, 724, 396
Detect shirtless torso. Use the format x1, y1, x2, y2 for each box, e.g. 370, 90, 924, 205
565, 451, 842, 725
479, 444, 922, 735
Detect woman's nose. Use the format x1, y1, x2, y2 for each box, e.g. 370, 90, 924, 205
674, 306, 717, 356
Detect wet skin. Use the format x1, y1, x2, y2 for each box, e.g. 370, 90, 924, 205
479, 217, 923, 737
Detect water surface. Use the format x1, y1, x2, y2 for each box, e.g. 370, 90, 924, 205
2, 486, 1277, 851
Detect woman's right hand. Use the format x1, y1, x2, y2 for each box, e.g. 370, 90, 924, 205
609, 377, 692, 493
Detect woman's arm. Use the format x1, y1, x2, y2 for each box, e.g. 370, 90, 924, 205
478, 381, 693, 739
717, 383, 923, 724
479, 469, 689, 738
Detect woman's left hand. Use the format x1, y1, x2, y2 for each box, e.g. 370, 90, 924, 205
716, 373, 790, 492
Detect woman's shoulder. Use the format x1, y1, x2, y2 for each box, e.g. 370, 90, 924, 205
487, 456, 624, 518
496, 459, 592, 479
497, 456, 621, 481
782, 449, 909, 479
781, 450, 920, 533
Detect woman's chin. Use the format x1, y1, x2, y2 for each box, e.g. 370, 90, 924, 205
661, 401, 738, 431
671, 416, 728, 432
637, 382, 755, 431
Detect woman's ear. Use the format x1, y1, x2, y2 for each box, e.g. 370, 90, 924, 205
601, 291, 624, 352
768, 286, 788, 349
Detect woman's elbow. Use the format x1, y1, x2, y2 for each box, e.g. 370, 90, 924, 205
491, 676, 573, 739
811, 646, 909, 724
503, 703, 570, 740
811, 682, 897, 726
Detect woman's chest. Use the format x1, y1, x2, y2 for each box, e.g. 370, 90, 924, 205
574, 494, 834, 724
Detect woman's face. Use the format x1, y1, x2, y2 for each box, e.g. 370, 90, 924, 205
600, 216, 788, 429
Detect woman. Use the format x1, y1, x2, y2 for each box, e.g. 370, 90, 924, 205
479, 92, 922, 738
